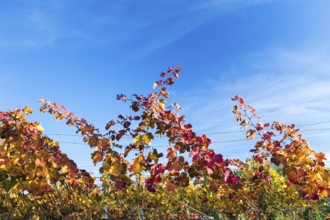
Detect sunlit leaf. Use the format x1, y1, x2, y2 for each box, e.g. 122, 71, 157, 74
246, 129, 256, 140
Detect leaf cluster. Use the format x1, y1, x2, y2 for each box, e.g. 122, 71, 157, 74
0, 67, 329, 219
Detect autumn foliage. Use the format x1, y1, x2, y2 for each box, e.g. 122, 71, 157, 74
1, 67, 329, 219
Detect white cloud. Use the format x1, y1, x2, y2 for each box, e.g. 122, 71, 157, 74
125, 0, 273, 60
326, 153, 330, 163
0, 7, 67, 49
1, 0, 272, 52
178, 47, 330, 161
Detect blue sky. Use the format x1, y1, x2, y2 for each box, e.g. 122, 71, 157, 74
1, 0, 330, 173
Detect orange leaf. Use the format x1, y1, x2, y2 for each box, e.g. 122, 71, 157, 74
319, 189, 329, 198
165, 181, 177, 192
131, 155, 145, 173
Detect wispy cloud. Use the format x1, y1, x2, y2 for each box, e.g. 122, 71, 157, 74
178, 47, 330, 160
0, 3, 67, 49
0, 0, 272, 53
0, 1, 99, 49
124, 0, 273, 60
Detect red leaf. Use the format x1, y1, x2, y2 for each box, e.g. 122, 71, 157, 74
228, 176, 237, 185
288, 169, 306, 184
100, 138, 110, 151
315, 152, 326, 163
116, 130, 126, 141
165, 78, 174, 85
166, 148, 176, 159
150, 164, 165, 176
256, 121, 264, 130
124, 146, 132, 157
0, 158, 10, 165
174, 144, 181, 151
145, 178, 156, 192
115, 180, 127, 189
239, 97, 244, 104
231, 95, 239, 101
166, 159, 183, 175
214, 154, 223, 165
116, 94, 127, 101
105, 120, 115, 130
0, 112, 6, 120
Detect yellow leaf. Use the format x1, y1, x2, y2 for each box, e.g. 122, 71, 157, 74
36, 124, 44, 132
110, 161, 125, 175
158, 99, 166, 110
13, 158, 20, 165
161, 90, 170, 98
133, 134, 153, 146
148, 152, 158, 163
61, 166, 69, 174
131, 155, 145, 173
320, 189, 328, 198
311, 173, 323, 181
131, 157, 141, 173
23, 106, 33, 114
